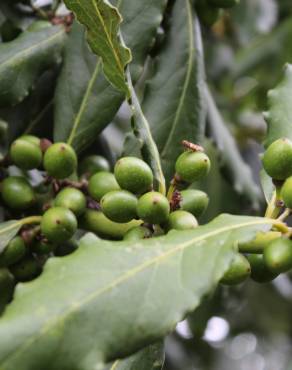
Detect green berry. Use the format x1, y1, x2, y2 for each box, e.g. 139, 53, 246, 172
167, 210, 198, 231
31, 239, 56, 255
263, 238, 292, 274
101, 190, 137, 223
10, 136, 42, 170
54, 188, 86, 216
220, 253, 251, 285
196, 0, 220, 26
114, 157, 153, 194
137, 192, 170, 224
0, 237, 26, 267
175, 151, 211, 183
79, 155, 110, 177
43, 143, 77, 179
1, 176, 35, 210
123, 226, 152, 241
41, 207, 77, 243
0, 268, 15, 306
247, 254, 278, 283
208, 0, 239, 8
239, 231, 281, 254
262, 138, 292, 180
55, 239, 78, 257
9, 256, 41, 282
180, 189, 209, 217
18, 135, 40, 146
281, 176, 292, 208
81, 210, 141, 240
88, 172, 120, 201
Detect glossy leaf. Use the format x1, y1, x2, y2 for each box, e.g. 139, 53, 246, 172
260, 169, 274, 204
127, 72, 166, 195
142, 0, 206, 181
63, 0, 131, 96
105, 342, 164, 370
0, 214, 279, 370
0, 220, 23, 254
0, 25, 66, 107
205, 86, 261, 209
263, 63, 292, 148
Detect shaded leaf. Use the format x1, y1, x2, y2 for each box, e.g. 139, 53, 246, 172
63, 0, 131, 96
205, 86, 261, 209
263, 63, 292, 148
105, 342, 164, 370
127, 72, 166, 195
0, 25, 66, 107
260, 169, 274, 204
0, 214, 279, 370
142, 0, 206, 181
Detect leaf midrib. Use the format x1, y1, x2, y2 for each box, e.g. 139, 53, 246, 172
1, 218, 274, 367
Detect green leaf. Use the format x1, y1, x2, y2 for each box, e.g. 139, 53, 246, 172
63, 0, 131, 97
205, 86, 261, 209
0, 25, 66, 107
54, 0, 166, 151
127, 72, 166, 195
0, 214, 278, 370
142, 0, 206, 181
260, 169, 274, 205
263, 63, 292, 148
105, 342, 164, 370
0, 220, 23, 254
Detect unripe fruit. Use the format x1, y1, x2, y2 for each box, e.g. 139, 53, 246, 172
281, 176, 292, 208
41, 207, 77, 243
239, 231, 281, 254
137, 192, 170, 224
88, 172, 120, 201
123, 226, 152, 241
196, 0, 220, 27
0, 237, 26, 267
0, 268, 15, 306
180, 189, 209, 217
101, 190, 137, 223
220, 253, 250, 285
167, 210, 198, 231
10, 136, 42, 170
1, 176, 35, 210
262, 138, 292, 180
208, 0, 239, 8
81, 210, 141, 240
114, 157, 153, 194
43, 143, 77, 179
79, 155, 110, 177
175, 151, 211, 183
31, 239, 56, 255
263, 238, 292, 274
247, 254, 278, 283
55, 239, 78, 257
9, 256, 41, 282
54, 188, 87, 216
18, 135, 40, 146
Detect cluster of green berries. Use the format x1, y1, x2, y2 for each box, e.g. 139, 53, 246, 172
221, 137, 292, 286
0, 136, 211, 295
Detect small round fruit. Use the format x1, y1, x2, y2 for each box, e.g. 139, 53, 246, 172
0, 268, 15, 306
175, 151, 211, 183
43, 143, 77, 179
208, 0, 239, 8
55, 239, 78, 257
239, 231, 281, 254
10, 136, 42, 170
263, 238, 292, 274
123, 226, 152, 241
79, 155, 110, 177
180, 189, 209, 217
101, 190, 137, 223
247, 254, 278, 283
167, 210, 198, 231
1, 176, 35, 210
220, 253, 251, 285
196, 0, 220, 27
54, 188, 86, 216
137, 192, 170, 224
0, 237, 26, 267
81, 210, 141, 240
114, 157, 153, 194
281, 176, 292, 208
9, 256, 41, 282
31, 239, 56, 255
88, 172, 120, 201
262, 138, 292, 180
41, 207, 77, 243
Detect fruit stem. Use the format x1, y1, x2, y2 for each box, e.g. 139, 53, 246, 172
277, 208, 291, 222
167, 183, 176, 202
265, 186, 283, 219
21, 216, 42, 226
